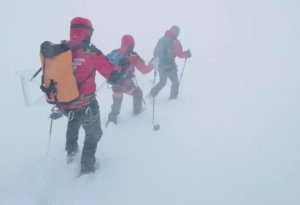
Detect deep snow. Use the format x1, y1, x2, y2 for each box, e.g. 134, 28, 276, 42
0, 0, 299, 205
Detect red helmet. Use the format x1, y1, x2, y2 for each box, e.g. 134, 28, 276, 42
121, 34, 135, 52
70, 17, 94, 48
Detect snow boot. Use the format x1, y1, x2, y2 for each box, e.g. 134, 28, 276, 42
105, 112, 118, 127
66, 148, 79, 164
80, 164, 96, 175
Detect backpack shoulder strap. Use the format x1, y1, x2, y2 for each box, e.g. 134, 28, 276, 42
82, 44, 103, 56
77, 44, 104, 89
130, 51, 145, 63
89, 44, 103, 56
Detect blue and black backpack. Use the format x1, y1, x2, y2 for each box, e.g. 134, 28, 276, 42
106, 50, 131, 83
107, 50, 129, 67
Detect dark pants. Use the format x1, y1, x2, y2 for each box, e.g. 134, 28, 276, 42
65, 98, 102, 171
108, 78, 143, 122
150, 64, 179, 99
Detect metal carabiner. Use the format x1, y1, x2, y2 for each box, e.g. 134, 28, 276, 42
67, 111, 75, 121
85, 106, 91, 115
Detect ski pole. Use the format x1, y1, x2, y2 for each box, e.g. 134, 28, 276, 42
46, 107, 63, 156
178, 58, 188, 88
152, 94, 160, 131
151, 66, 160, 131
46, 118, 54, 156
151, 66, 158, 89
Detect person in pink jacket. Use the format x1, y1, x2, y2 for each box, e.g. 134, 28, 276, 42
106, 34, 154, 126
149, 25, 192, 99
60, 17, 116, 175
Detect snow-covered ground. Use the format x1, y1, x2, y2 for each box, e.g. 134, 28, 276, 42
0, 0, 299, 205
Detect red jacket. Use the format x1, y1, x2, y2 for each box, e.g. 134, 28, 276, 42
72, 45, 114, 96
117, 35, 153, 76
122, 51, 153, 75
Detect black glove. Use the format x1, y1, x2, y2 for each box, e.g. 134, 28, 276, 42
49, 108, 63, 120
50, 112, 63, 120
184, 49, 192, 58
108, 70, 122, 84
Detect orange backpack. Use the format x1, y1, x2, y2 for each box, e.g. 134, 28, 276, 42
40, 41, 80, 105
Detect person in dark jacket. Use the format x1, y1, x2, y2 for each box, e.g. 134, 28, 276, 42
106, 34, 154, 126
59, 17, 116, 175
149, 25, 192, 99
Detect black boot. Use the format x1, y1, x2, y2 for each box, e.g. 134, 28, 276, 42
169, 95, 178, 100
66, 144, 79, 164
107, 112, 118, 124
106, 96, 122, 126
80, 163, 96, 175
133, 87, 143, 115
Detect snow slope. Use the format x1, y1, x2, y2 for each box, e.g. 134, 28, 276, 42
0, 0, 300, 205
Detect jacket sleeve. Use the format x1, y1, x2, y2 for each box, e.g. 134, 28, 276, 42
173, 40, 187, 58
94, 54, 115, 79
129, 55, 153, 74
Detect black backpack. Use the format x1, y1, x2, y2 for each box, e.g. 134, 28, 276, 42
154, 36, 174, 64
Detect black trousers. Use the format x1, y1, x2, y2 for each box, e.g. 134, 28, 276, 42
109, 78, 143, 119
150, 64, 179, 99
65, 98, 102, 170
